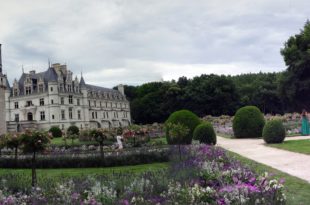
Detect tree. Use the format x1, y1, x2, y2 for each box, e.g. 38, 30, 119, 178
164, 122, 189, 160
6, 133, 22, 163
280, 20, 310, 111
67, 125, 79, 146
90, 129, 108, 158
20, 130, 50, 187
184, 74, 239, 116
0, 135, 7, 156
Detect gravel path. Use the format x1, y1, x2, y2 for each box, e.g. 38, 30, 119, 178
217, 135, 310, 183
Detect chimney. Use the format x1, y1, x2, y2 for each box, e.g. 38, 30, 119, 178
117, 84, 125, 96
0, 44, 2, 74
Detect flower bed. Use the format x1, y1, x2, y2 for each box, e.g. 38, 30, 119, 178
0, 145, 285, 204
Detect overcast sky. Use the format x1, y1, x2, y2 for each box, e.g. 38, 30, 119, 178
0, 0, 309, 87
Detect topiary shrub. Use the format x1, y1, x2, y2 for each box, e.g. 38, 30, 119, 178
193, 122, 216, 145
263, 119, 286, 144
233, 106, 265, 138
165, 110, 201, 144
49, 126, 62, 138
67, 125, 79, 136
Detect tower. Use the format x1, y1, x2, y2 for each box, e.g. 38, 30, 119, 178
0, 44, 7, 135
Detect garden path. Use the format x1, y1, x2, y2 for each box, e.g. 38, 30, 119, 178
217, 136, 310, 183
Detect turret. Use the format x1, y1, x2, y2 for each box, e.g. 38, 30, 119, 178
0, 44, 7, 134
0, 44, 2, 74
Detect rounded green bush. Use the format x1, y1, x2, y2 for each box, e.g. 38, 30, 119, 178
233, 106, 265, 138
165, 109, 201, 144
48, 126, 62, 138
67, 125, 79, 136
193, 122, 216, 145
263, 119, 286, 144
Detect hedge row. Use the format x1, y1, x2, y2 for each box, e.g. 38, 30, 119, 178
0, 150, 169, 168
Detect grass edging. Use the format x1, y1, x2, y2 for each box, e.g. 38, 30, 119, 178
267, 139, 310, 155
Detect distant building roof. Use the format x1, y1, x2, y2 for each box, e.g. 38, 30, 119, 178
85, 84, 119, 94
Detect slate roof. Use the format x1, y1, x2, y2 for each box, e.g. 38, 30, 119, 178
12, 66, 121, 96
44, 67, 58, 82
85, 84, 120, 94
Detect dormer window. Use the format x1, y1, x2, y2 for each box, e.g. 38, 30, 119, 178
13, 89, 18, 96
38, 84, 44, 93
25, 86, 31, 95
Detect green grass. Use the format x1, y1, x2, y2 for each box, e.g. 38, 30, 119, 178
51, 137, 96, 146
216, 133, 234, 139
227, 150, 310, 205
267, 139, 310, 155
0, 162, 168, 178
150, 137, 167, 145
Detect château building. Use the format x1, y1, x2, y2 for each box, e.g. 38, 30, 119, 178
0, 44, 131, 134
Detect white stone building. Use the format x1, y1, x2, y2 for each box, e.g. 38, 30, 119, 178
0, 45, 131, 133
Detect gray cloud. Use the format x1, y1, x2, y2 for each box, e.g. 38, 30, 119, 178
0, 0, 309, 87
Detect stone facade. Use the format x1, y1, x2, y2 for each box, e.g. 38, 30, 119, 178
0, 44, 8, 135
0, 45, 131, 133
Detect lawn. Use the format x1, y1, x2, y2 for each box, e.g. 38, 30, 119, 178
267, 139, 310, 155
51, 137, 96, 146
227, 150, 310, 205
0, 162, 168, 178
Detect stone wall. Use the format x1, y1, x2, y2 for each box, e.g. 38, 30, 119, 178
0, 85, 6, 135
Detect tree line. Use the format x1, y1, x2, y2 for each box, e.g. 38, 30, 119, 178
119, 21, 310, 124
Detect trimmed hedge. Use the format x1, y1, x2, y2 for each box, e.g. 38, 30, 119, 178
165, 110, 201, 145
263, 119, 286, 144
0, 149, 169, 168
49, 126, 62, 138
193, 122, 216, 145
233, 106, 265, 138
67, 125, 79, 135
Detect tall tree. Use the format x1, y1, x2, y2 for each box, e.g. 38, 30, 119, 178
280, 20, 310, 111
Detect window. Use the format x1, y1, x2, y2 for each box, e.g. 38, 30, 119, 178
105, 102, 107, 108
92, 112, 95, 119
69, 95, 73, 104
26, 101, 32, 107
38, 84, 44, 93
51, 99, 54, 104
13, 89, 18, 96
52, 115, 55, 120
88, 100, 91, 107
14, 102, 18, 109
50, 87, 53, 92
78, 110, 81, 120
61, 97, 64, 105
14, 114, 19, 122
106, 112, 109, 118
61, 110, 65, 120
25, 86, 31, 95
95, 112, 98, 119
69, 107, 73, 119
94, 101, 96, 107
40, 111, 45, 121
39, 98, 44, 106
77, 99, 80, 106
103, 112, 105, 119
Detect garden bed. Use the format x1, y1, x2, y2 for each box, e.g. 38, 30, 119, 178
0, 145, 285, 204
0, 147, 169, 168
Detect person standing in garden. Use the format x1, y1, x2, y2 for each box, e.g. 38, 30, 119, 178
301, 109, 310, 135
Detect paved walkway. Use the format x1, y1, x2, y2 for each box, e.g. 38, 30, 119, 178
217, 135, 310, 183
